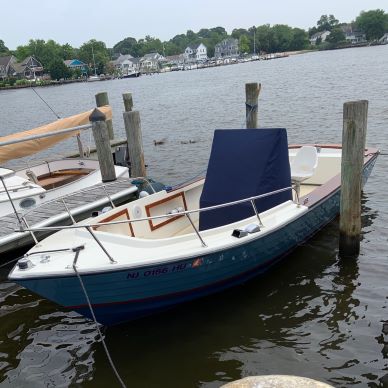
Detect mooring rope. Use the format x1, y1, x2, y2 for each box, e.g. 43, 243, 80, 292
73, 262, 127, 388
0, 257, 20, 269
243, 102, 258, 128
30, 86, 61, 119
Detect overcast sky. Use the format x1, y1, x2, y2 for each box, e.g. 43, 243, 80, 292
2, 0, 387, 49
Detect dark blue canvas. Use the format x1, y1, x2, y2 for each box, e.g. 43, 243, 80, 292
199, 128, 292, 231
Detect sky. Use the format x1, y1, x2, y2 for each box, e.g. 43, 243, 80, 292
1, 0, 387, 49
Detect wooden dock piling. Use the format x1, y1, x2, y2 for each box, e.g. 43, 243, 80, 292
245, 83, 261, 128
339, 100, 368, 258
123, 93, 134, 112
95, 92, 114, 140
89, 108, 117, 182
123, 106, 146, 178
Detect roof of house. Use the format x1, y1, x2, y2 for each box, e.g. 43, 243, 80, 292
215, 38, 238, 47
310, 31, 330, 40
0, 55, 15, 67
115, 54, 134, 63
142, 53, 161, 60
165, 54, 184, 62
64, 59, 87, 66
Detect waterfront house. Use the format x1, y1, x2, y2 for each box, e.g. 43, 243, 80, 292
0, 55, 17, 80
214, 38, 239, 58
111, 54, 140, 76
184, 43, 208, 62
13, 56, 44, 79
64, 59, 88, 75
164, 54, 185, 70
341, 25, 366, 44
309, 31, 331, 45
140, 53, 165, 73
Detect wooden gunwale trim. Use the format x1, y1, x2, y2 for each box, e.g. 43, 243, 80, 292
93, 208, 134, 237
145, 192, 188, 231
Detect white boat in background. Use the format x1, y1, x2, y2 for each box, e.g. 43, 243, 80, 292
0, 105, 147, 253
0, 159, 129, 217
87, 46, 101, 82
87, 75, 101, 82
0, 105, 128, 217
8, 129, 379, 325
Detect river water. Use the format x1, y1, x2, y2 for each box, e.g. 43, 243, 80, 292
0, 46, 387, 387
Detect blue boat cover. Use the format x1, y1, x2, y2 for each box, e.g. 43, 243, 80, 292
199, 128, 292, 231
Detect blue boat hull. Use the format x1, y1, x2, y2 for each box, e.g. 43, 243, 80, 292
17, 156, 377, 325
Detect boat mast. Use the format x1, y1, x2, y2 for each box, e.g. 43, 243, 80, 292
92, 45, 97, 76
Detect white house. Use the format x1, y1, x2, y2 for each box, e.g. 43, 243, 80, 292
112, 54, 139, 76
140, 53, 165, 73
309, 31, 331, 45
184, 43, 207, 62
214, 38, 239, 58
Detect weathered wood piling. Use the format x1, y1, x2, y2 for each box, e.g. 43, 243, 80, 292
95, 92, 114, 140
122, 93, 133, 112
245, 82, 261, 128
89, 108, 117, 182
122, 94, 146, 177
339, 100, 368, 258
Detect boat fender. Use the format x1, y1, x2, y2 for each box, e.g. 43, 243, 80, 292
232, 229, 248, 238
244, 224, 260, 233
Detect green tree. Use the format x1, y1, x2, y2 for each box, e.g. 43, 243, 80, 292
14, 39, 69, 67
78, 39, 109, 74
317, 14, 339, 32
113, 37, 138, 55
48, 58, 71, 80
239, 35, 250, 53
355, 9, 388, 40
325, 27, 346, 45
255, 24, 273, 53
61, 43, 76, 60
290, 28, 309, 50
0, 40, 9, 55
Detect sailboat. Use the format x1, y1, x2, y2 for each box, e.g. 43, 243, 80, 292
88, 46, 100, 82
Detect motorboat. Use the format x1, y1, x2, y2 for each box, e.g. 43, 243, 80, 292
9, 128, 379, 325
0, 159, 129, 217
0, 105, 126, 217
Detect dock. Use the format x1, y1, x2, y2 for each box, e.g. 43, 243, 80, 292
0, 178, 138, 255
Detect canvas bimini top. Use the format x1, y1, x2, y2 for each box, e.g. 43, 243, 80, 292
199, 128, 292, 231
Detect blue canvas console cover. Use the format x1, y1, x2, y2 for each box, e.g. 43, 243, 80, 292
199, 128, 292, 231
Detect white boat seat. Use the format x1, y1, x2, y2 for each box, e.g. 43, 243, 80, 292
291, 146, 318, 198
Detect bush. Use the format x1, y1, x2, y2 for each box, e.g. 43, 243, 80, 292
15, 79, 28, 86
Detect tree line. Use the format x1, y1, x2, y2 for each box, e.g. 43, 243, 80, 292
0, 9, 387, 80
